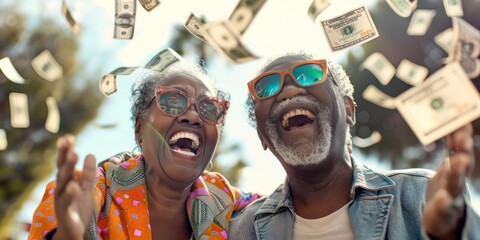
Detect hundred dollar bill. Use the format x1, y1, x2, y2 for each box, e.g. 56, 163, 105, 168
434, 28, 453, 54
45, 97, 60, 133
407, 9, 436, 36
396, 59, 428, 86
0, 57, 26, 84
145, 48, 184, 72
184, 13, 208, 43
9, 92, 30, 128
99, 66, 138, 96
91, 122, 118, 129
61, 0, 81, 35
352, 130, 381, 148
386, 0, 417, 17
114, 0, 136, 39
447, 17, 480, 79
362, 85, 396, 109
228, 0, 267, 35
31, 50, 63, 82
204, 21, 257, 64
320, 6, 379, 52
0, 129, 6, 150
308, 0, 330, 22
395, 63, 480, 145
443, 0, 463, 17
139, 0, 159, 11
360, 52, 395, 85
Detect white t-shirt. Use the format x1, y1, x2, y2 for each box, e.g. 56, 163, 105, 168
293, 204, 354, 240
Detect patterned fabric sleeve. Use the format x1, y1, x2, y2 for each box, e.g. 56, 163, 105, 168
27, 169, 107, 240
214, 173, 263, 212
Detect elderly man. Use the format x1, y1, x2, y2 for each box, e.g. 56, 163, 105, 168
230, 53, 480, 239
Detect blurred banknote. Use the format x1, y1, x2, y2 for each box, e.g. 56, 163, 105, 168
360, 52, 395, 85
204, 21, 257, 64
395, 63, 480, 145
407, 9, 436, 36
308, 0, 330, 22
0, 129, 6, 150
321, 6, 379, 52
31, 50, 63, 82
184, 13, 208, 43
434, 28, 453, 54
443, 0, 463, 17
9, 92, 30, 128
362, 85, 396, 109
45, 97, 60, 133
386, 0, 417, 17
447, 17, 480, 79
61, 0, 81, 35
396, 59, 428, 86
114, 0, 136, 39
0, 57, 25, 84
352, 130, 381, 148
228, 0, 267, 35
145, 48, 184, 72
91, 122, 118, 129
139, 0, 159, 11
99, 66, 138, 96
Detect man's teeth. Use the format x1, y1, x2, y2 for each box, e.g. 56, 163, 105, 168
281, 109, 315, 128
169, 131, 200, 150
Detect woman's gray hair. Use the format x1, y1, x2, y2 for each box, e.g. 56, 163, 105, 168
244, 53, 354, 128
131, 60, 229, 125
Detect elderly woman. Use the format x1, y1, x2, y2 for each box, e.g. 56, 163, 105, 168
28, 58, 260, 240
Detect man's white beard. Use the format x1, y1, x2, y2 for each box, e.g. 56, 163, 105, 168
265, 96, 332, 166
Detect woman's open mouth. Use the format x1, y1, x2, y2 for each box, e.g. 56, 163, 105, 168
168, 131, 200, 156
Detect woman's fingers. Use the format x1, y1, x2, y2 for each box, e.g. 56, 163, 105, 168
55, 148, 78, 196
80, 154, 97, 191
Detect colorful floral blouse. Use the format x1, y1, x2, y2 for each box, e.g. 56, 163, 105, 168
28, 157, 261, 240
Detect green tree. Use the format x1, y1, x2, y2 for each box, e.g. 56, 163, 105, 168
342, 1, 480, 189
0, 8, 105, 238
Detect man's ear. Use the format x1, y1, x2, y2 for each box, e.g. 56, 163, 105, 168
256, 128, 268, 151
134, 117, 144, 145
344, 96, 356, 125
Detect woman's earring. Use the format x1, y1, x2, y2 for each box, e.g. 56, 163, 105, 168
132, 145, 142, 159
206, 161, 213, 172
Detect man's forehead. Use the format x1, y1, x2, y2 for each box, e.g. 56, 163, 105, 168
263, 55, 311, 72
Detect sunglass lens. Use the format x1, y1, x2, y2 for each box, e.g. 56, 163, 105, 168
292, 64, 324, 86
198, 99, 225, 123
254, 74, 282, 98
159, 91, 187, 115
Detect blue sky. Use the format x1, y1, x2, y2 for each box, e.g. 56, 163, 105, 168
4, 0, 479, 238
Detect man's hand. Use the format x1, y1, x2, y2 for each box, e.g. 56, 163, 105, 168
424, 124, 475, 239
53, 135, 96, 240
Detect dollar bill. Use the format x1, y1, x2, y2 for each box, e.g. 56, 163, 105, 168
204, 21, 257, 64
396, 59, 428, 86
138, 0, 160, 11
360, 52, 395, 85
61, 0, 81, 35
228, 0, 267, 35
145, 48, 184, 72
184, 13, 208, 43
99, 66, 138, 96
9, 92, 30, 128
45, 97, 60, 133
407, 9, 437, 36
0, 129, 6, 150
446, 17, 480, 79
362, 85, 396, 109
352, 130, 381, 148
395, 62, 480, 145
308, 0, 331, 22
31, 50, 63, 82
386, 0, 417, 17
114, 0, 136, 39
91, 122, 118, 129
0, 57, 26, 84
434, 28, 454, 54
443, 0, 463, 17
320, 6, 379, 52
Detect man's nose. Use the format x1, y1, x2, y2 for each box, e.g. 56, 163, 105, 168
276, 74, 307, 101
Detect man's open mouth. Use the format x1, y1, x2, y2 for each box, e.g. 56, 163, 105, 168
168, 131, 200, 156
281, 108, 315, 130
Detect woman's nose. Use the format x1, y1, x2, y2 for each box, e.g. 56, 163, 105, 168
178, 104, 201, 126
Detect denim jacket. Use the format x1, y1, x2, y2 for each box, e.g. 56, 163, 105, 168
229, 156, 480, 239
